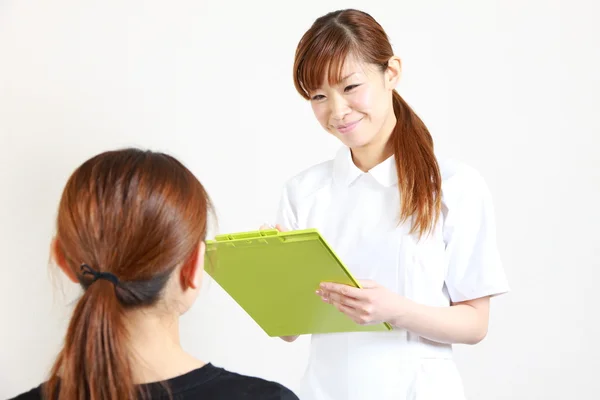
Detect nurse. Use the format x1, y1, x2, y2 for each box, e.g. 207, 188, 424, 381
272, 8, 510, 400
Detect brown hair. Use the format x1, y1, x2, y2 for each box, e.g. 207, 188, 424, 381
44, 148, 212, 400
293, 9, 442, 237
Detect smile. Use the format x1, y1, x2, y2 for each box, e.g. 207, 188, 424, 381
335, 118, 363, 134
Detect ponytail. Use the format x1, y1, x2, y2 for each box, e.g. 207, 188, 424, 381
45, 148, 211, 399
391, 90, 442, 238
44, 279, 136, 400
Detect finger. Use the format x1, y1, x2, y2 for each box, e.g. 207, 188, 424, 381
334, 302, 358, 317
331, 302, 372, 325
335, 303, 375, 325
320, 282, 364, 299
326, 291, 363, 309
315, 289, 331, 303
315, 290, 328, 302
259, 223, 273, 230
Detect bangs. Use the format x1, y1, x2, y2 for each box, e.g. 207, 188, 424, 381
295, 30, 356, 99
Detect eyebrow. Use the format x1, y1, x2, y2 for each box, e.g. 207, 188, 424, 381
340, 72, 358, 82
311, 72, 359, 94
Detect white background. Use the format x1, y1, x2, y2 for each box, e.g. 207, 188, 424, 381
1, 0, 598, 398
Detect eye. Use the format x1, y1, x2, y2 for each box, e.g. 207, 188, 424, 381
311, 94, 326, 101
344, 84, 360, 92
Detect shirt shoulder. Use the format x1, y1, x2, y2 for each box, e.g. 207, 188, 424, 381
439, 157, 484, 185
200, 368, 298, 399
7, 385, 43, 400
170, 364, 298, 400
438, 157, 491, 208
8, 366, 299, 400
282, 158, 335, 203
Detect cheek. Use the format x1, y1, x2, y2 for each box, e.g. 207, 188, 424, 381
352, 88, 389, 120
311, 104, 330, 127
349, 89, 373, 113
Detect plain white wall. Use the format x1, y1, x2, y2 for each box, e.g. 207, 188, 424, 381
1, 0, 598, 398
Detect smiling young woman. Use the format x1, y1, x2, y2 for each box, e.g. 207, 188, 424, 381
269, 8, 510, 400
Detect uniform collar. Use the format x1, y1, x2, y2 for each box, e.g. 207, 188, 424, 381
332, 146, 397, 187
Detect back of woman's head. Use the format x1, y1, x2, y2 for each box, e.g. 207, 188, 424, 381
44, 148, 212, 400
294, 9, 442, 238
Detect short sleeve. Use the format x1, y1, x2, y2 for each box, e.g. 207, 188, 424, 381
442, 166, 510, 303
275, 179, 299, 231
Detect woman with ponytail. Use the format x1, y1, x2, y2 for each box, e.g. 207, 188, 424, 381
11, 149, 298, 400
271, 9, 510, 400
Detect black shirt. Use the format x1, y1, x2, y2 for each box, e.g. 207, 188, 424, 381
8, 363, 299, 400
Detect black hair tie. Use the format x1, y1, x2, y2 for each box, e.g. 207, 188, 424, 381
80, 264, 120, 286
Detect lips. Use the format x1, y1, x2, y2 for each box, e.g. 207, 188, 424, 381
335, 118, 362, 134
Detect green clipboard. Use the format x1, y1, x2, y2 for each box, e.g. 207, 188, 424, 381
204, 228, 393, 337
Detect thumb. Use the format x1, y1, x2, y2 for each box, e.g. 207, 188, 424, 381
260, 223, 287, 232
260, 222, 279, 230
275, 224, 287, 232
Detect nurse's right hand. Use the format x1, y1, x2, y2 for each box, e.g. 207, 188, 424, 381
259, 223, 300, 343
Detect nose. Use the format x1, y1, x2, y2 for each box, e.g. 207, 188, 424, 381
329, 93, 351, 121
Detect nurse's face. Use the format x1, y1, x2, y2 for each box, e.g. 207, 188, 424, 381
308, 57, 399, 150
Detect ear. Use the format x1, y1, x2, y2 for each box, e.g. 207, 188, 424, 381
180, 241, 206, 290
51, 237, 78, 283
384, 56, 402, 90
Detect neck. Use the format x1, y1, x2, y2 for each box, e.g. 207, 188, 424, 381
351, 111, 396, 172
125, 309, 205, 384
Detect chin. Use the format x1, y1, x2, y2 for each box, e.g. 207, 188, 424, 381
340, 134, 373, 149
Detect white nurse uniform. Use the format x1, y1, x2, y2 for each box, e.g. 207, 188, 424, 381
275, 146, 509, 400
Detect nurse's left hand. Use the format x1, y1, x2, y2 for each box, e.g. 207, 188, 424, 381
317, 280, 407, 326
